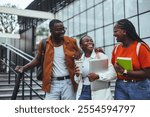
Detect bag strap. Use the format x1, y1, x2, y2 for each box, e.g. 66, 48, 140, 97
41, 38, 47, 54
136, 42, 141, 57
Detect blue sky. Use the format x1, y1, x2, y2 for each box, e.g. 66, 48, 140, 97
0, 0, 34, 9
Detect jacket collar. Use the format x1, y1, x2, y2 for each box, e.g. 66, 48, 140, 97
80, 50, 96, 60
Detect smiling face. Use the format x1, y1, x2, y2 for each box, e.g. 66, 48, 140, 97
113, 24, 126, 42
50, 22, 66, 41
80, 36, 94, 53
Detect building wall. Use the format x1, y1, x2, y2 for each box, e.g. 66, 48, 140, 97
55, 0, 150, 59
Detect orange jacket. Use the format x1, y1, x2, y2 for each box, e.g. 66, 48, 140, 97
37, 36, 80, 92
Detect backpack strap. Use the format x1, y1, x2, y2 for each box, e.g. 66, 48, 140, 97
114, 42, 141, 57
114, 43, 121, 54
136, 42, 141, 57
41, 38, 47, 54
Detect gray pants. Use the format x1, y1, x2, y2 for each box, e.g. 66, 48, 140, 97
45, 79, 75, 100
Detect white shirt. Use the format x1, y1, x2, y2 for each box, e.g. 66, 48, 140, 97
52, 45, 69, 77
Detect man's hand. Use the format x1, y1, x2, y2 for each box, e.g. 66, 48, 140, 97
15, 66, 24, 73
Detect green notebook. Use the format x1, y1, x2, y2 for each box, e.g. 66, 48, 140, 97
117, 57, 133, 71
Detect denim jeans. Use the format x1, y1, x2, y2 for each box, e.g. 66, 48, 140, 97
115, 79, 150, 100
45, 79, 75, 100
78, 85, 91, 100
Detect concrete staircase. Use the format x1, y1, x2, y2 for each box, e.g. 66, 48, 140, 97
0, 73, 45, 100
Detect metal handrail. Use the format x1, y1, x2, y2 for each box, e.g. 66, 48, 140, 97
2, 43, 34, 60
0, 43, 44, 100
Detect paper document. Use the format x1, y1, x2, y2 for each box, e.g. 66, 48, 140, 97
89, 58, 108, 73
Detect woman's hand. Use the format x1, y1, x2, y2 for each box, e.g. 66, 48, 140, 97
74, 65, 81, 77
114, 63, 124, 75
87, 73, 99, 82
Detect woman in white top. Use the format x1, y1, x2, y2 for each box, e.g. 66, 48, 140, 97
74, 35, 116, 100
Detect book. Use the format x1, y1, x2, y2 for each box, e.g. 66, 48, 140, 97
116, 57, 132, 71
89, 58, 108, 73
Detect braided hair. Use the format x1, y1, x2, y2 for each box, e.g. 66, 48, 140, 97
116, 19, 142, 42
116, 19, 149, 50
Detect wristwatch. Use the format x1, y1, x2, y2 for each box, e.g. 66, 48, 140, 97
123, 69, 128, 76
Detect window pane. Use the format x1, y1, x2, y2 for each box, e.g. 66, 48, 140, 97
138, 0, 150, 13
74, 0, 80, 15
87, 31, 95, 42
104, 0, 113, 25
63, 21, 68, 35
143, 38, 150, 46
74, 16, 80, 36
56, 10, 62, 20
104, 25, 113, 45
139, 12, 150, 38
68, 18, 74, 37
68, 3, 73, 18
87, 8, 94, 31
105, 46, 114, 59
95, 4, 103, 28
63, 8, 68, 21
114, 0, 124, 22
128, 17, 139, 35
87, 0, 94, 8
125, 0, 137, 18
95, 28, 103, 47
95, 0, 103, 4
80, 12, 87, 34
80, 0, 86, 12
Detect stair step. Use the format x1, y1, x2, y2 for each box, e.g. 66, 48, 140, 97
0, 73, 44, 100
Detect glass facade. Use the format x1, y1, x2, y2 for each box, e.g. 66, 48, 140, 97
55, 0, 150, 58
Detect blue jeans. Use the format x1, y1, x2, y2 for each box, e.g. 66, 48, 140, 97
115, 79, 150, 100
78, 85, 91, 100
45, 79, 75, 100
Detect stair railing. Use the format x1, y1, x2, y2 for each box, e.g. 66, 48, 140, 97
0, 43, 44, 100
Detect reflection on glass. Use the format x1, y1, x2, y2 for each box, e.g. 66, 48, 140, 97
95, 28, 103, 47
139, 12, 150, 38
95, 4, 103, 28
138, 0, 150, 13
87, 8, 94, 31
114, 0, 124, 22
104, 25, 113, 45
80, 12, 87, 34
104, 0, 113, 25
125, 0, 137, 18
